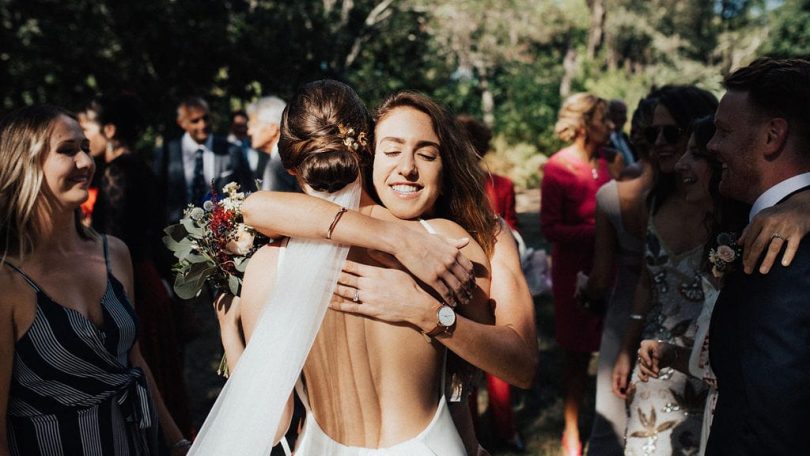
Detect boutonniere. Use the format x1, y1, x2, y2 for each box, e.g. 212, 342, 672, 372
708, 232, 741, 279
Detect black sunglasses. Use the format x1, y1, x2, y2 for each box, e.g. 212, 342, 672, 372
644, 125, 684, 145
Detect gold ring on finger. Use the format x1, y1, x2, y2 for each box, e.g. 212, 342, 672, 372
771, 232, 786, 241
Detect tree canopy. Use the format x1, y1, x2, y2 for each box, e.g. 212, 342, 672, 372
1, 0, 806, 186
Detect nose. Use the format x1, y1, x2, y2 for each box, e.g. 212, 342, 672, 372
674, 154, 689, 172
76, 149, 95, 171
396, 151, 418, 178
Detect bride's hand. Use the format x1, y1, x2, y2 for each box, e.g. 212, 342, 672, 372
392, 229, 474, 307
330, 260, 439, 331
213, 292, 241, 328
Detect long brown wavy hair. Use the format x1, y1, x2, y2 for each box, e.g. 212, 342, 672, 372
373, 91, 497, 256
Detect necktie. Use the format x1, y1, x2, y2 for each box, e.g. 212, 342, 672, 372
192, 148, 207, 204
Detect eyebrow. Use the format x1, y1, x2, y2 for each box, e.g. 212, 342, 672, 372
378, 136, 440, 149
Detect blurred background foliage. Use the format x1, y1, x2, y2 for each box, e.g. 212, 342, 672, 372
2, 0, 808, 188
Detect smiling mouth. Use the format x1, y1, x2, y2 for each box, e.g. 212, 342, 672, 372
390, 184, 422, 195
681, 176, 696, 184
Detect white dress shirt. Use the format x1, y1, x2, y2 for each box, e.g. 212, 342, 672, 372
749, 172, 810, 221
181, 133, 215, 188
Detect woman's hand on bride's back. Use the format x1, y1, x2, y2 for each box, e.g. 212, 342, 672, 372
393, 228, 474, 307
330, 260, 439, 332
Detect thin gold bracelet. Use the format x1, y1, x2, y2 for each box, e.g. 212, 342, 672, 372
326, 207, 348, 240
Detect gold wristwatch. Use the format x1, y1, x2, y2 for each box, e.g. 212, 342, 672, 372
423, 304, 457, 341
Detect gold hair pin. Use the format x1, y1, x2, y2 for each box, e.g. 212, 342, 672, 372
337, 123, 368, 152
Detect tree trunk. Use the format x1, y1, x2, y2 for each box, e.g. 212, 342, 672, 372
560, 40, 577, 97
586, 0, 605, 60
480, 74, 495, 127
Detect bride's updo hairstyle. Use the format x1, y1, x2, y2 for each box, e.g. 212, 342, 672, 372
278, 79, 372, 193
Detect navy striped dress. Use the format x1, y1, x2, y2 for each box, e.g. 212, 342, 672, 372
5, 236, 158, 455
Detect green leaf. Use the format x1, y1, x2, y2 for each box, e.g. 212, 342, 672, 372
181, 218, 204, 237
173, 262, 216, 300
228, 274, 240, 296
234, 256, 248, 273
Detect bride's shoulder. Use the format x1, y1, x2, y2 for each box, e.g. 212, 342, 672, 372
425, 218, 488, 263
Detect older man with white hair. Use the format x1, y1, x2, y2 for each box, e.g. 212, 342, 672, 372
245, 96, 299, 192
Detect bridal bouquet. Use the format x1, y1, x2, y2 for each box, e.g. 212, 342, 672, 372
163, 182, 268, 299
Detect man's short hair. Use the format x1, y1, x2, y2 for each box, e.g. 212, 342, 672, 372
246, 96, 286, 126
177, 96, 209, 120
724, 57, 810, 155
231, 109, 248, 121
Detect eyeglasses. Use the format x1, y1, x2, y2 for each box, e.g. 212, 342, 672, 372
644, 125, 684, 145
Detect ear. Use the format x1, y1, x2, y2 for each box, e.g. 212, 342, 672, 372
102, 123, 117, 140
763, 118, 789, 157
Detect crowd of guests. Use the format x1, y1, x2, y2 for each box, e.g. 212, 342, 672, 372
0, 56, 809, 456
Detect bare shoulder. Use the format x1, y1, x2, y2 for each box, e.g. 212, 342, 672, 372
424, 218, 489, 268
104, 235, 133, 266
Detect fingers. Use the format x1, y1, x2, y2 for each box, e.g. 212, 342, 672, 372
758, 235, 785, 274
334, 284, 360, 302
782, 236, 800, 267
611, 373, 627, 399
337, 271, 359, 288
450, 237, 470, 249
329, 294, 368, 316
367, 250, 402, 269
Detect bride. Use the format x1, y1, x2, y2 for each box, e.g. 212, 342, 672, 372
190, 80, 495, 455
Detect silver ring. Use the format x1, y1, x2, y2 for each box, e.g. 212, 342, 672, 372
353, 289, 360, 303
771, 232, 786, 241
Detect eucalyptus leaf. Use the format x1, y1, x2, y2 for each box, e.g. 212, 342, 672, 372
228, 274, 240, 296
234, 256, 249, 273
181, 218, 204, 238
174, 262, 216, 300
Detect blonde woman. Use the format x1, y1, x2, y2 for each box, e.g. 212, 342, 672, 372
0, 106, 188, 456
540, 93, 613, 456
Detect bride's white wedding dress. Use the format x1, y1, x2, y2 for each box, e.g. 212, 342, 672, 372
190, 183, 466, 455
292, 218, 466, 455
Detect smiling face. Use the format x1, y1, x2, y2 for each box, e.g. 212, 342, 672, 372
707, 90, 762, 203
178, 105, 211, 144
675, 134, 714, 203
650, 104, 689, 174
373, 107, 443, 220
42, 115, 95, 209
77, 111, 107, 158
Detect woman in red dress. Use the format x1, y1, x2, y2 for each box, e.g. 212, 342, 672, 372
540, 93, 613, 456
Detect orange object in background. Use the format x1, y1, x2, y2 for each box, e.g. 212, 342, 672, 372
80, 187, 99, 224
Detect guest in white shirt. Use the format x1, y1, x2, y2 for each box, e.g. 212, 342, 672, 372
245, 96, 299, 192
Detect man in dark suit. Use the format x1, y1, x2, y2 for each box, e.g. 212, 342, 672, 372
706, 57, 810, 455
154, 96, 256, 226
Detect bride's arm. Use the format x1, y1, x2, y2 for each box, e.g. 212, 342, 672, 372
241, 192, 474, 305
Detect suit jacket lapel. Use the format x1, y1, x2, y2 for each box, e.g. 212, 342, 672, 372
168, 140, 187, 199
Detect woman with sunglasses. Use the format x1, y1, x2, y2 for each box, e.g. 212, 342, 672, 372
609, 86, 719, 455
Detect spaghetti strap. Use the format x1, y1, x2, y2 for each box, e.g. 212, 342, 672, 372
102, 235, 112, 273
3, 262, 41, 292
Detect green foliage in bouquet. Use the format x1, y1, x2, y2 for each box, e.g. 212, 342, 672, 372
163, 182, 267, 299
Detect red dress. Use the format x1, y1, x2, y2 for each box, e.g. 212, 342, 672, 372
484, 173, 518, 230
540, 147, 610, 352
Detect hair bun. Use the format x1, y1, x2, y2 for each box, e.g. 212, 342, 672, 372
298, 145, 360, 193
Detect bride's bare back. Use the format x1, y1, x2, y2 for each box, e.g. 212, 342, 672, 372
239, 204, 491, 448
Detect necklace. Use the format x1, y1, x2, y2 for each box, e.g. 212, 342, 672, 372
591, 168, 599, 180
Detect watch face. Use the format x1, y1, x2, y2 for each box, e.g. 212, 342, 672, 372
438, 305, 456, 327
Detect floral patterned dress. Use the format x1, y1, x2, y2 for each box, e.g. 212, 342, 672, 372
624, 221, 709, 456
